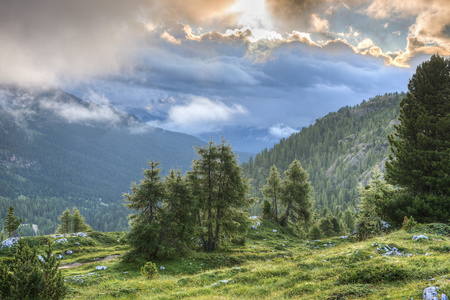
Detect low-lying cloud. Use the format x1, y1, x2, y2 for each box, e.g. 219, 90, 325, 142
147, 97, 248, 134
269, 123, 299, 138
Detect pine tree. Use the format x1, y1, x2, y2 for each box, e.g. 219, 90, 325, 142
357, 168, 393, 239
343, 209, 356, 233
125, 160, 166, 259
159, 170, 198, 257
0, 239, 66, 299
56, 209, 72, 234
262, 165, 282, 223
386, 54, 450, 197
279, 160, 313, 227
56, 207, 91, 234
71, 207, 92, 232
40, 240, 67, 299
4, 205, 22, 238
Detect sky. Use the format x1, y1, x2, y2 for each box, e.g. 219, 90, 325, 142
1, 0, 449, 152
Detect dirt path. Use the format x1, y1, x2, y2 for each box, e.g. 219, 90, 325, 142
58, 254, 120, 269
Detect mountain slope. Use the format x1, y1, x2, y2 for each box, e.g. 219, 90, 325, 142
242, 92, 404, 214
0, 86, 206, 234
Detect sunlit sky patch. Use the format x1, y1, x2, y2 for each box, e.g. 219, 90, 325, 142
0, 0, 449, 152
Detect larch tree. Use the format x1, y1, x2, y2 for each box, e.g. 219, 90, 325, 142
279, 160, 313, 227
189, 139, 251, 251
262, 165, 282, 223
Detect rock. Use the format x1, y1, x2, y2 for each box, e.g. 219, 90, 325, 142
413, 235, 429, 241
340, 236, 348, 239
95, 266, 107, 270
251, 225, 257, 230
273, 229, 277, 233
53, 238, 68, 244
0, 237, 20, 249
423, 287, 448, 300
75, 232, 88, 237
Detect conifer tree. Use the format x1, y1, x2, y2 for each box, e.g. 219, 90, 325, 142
125, 160, 166, 259
262, 165, 282, 223
386, 54, 450, 197
189, 139, 251, 251
0, 239, 66, 299
56, 209, 72, 234
56, 207, 91, 234
262, 199, 272, 219
71, 207, 92, 232
343, 209, 355, 233
4, 205, 22, 238
158, 170, 198, 256
279, 160, 313, 227
357, 168, 393, 239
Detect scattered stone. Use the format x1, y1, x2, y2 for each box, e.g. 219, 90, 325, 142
423, 286, 448, 300
273, 230, 277, 233
65, 250, 73, 255
95, 266, 107, 270
340, 236, 348, 239
249, 216, 258, 219
252, 225, 257, 230
413, 235, 429, 241
160, 266, 165, 270
53, 238, 68, 244
0, 237, 20, 249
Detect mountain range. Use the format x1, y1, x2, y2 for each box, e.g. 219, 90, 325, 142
0, 85, 207, 234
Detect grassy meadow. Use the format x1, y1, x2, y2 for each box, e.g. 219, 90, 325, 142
1, 219, 450, 299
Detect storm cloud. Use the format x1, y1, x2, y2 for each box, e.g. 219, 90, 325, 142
1, 0, 448, 151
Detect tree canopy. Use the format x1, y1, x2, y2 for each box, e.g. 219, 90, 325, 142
386, 54, 450, 197
383, 54, 450, 225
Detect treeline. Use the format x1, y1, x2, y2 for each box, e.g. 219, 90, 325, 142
0, 195, 128, 235
242, 92, 404, 216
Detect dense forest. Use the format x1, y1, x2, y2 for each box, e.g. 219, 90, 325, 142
242, 92, 405, 215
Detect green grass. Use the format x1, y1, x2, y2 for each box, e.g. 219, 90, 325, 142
2, 220, 450, 299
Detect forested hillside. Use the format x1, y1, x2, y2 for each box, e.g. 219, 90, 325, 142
0, 86, 205, 235
242, 92, 404, 215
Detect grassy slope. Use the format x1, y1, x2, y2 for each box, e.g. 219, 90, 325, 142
1, 220, 450, 299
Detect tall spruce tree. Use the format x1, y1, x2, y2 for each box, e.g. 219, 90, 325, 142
384, 54, 450, 224
386, 54, 450, 196
4, 205, 22, 238
262, 165, 282, 223
279, 160, 313, 227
